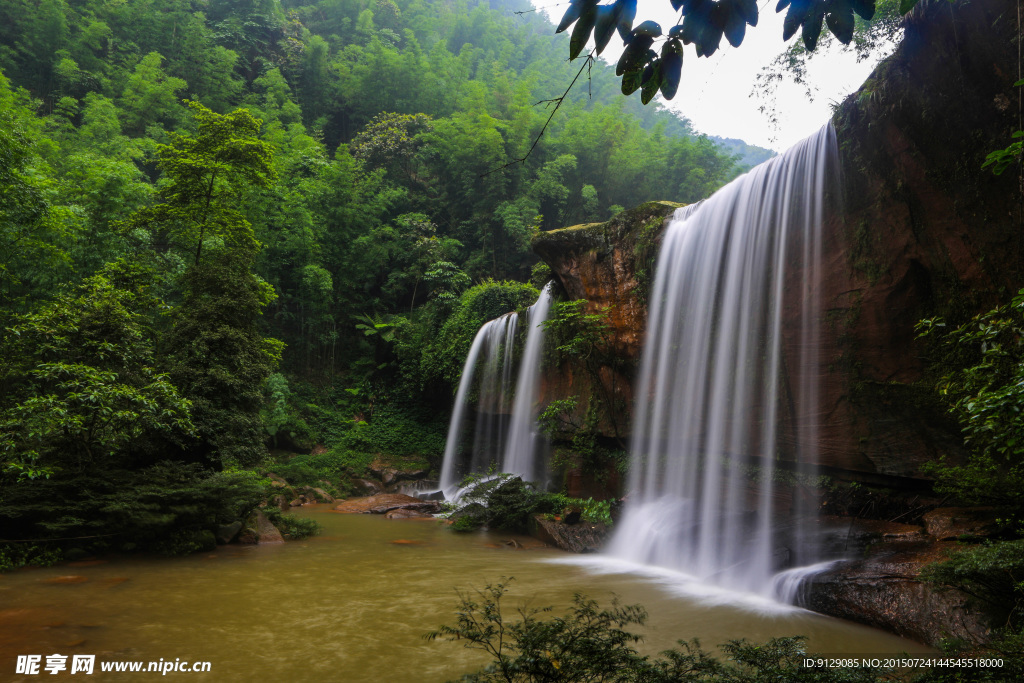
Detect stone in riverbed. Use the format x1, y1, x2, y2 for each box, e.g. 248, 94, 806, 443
385, 508, 433, 519
310, 487, 335, 503
237, 511, 285, 544
332, 493, 440, 515
528, 514, 608, 553
352, 478, 384, 495
215, 521, 243, 544
255, 511, 284, 544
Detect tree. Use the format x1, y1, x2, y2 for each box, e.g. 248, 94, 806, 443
554, 0, 923, 105
429, 579, 891, 682
118, 52, 187, 135
163, 252, 284, 468
116, 100, 282, 467
0, 69, 76, 312
916, 291, 1024, 507
125, 100, 275, 266
0, 261, 193, 483
753, 0, 904, 102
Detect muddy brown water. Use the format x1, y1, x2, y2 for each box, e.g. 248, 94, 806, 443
0, 505, 931, 681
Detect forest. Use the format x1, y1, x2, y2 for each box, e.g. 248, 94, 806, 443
0, 0, 749, 560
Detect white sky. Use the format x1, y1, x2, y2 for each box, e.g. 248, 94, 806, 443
529, 0, 896, 151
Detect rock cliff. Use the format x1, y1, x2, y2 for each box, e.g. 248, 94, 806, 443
532, 0, 1022, 482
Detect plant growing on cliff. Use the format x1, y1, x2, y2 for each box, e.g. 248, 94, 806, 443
544, 300, 613, 365
420, 281, 540, 391
542, 300, 630, 443
982, 79, 1024, 176
916, 290, 1024, 507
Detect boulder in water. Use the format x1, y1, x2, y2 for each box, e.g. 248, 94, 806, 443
255, 511, 284, 544
802, 543, 997, 648
385, 508, 433, 520
215, 521, 242, 544
238, 511, 285, 544
529, 514, 608, 553
333, 493, 440, 515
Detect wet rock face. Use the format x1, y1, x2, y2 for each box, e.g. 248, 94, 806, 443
532, 201, 682, 364
813, 0, 1022, 478
921, 507, 999, 541
527, 514, 609, 553
802, 505, 1005, 647
802, 544, 996, 648
531, 201, 681, 443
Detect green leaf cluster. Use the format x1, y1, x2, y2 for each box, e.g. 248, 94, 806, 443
430, 580, 893, 682
916, 290, 1024, 507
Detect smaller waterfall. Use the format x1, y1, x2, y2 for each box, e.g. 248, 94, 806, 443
438, 313, 518, 497
437, 284, 555, 499
502, 283, 554, 484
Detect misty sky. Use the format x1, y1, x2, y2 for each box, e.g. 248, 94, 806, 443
531, 0, 897, 151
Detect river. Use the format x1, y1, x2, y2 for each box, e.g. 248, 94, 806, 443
0, 505, 931, 681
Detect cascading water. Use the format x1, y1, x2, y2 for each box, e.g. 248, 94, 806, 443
438, 284, 555, 499
438, 313, 518, 498
502, 283, 554, 485
606, 124, 838, 598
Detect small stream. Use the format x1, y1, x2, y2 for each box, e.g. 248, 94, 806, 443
1, 506, 931, 681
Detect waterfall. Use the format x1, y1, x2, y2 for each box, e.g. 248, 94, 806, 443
502, 283, 554, 484
438, 313, 518, 497
607, 124, 838, 597
438, 284, 555, 499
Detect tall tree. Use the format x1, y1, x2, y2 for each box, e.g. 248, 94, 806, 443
127, 100, 275, 265
121, 100, 282, 467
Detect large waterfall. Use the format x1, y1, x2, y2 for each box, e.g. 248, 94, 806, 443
438, 284, 555, 498
606, 124, 839, 597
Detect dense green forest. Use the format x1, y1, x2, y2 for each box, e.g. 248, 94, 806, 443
0, 0, 750, 560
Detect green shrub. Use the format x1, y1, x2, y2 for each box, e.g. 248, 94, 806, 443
338, 403, 445, 461
0, 543, 62, 572
447, 475, 551, 532
917, 292, 1024, 507
921, 540, 1024, 627
267, 449, 374, 493
268, 460, 322, 487
262, 372, 315, 449
151, 528, 217, 556
0, 463, 267, 556
429, 579, 893, 682
451, 515, 482, 532
445, 476, 615, 532
421, 280, 539, 389
262, 506, 322, 540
